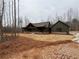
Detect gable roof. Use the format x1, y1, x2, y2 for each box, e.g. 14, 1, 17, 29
52, 20, 70, 28
33, 22, 50, 27
27, 23, 35, 27
22, 20, 69, 29
22, 23, 35, 29
22, 22, 50, 29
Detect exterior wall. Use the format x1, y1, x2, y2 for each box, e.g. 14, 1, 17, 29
51, 22, 69, 32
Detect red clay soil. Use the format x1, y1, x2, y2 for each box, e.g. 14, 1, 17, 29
0, 37, 79, 59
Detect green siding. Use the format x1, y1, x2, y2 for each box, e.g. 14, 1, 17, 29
52, 22, 69, 32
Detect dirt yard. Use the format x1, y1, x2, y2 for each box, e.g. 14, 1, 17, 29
0, 33, 79, 59
19, 33, 74, 42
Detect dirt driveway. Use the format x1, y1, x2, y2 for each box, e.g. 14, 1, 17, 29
0, 36, 79, 59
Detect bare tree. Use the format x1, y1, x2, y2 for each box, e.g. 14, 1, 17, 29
9, 1, 11, 27
0, 0, 4, 40
14, 0, 17, 37
18, 17, 23, 32
25, 16, 30, 26
18, 0, 20, 28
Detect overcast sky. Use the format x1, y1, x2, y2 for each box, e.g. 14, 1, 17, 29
18, 0, 79, 22
3, 0, 79, 27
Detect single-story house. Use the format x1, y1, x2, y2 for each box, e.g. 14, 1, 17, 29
22, 22, 50, 32
22, 21, 70, 34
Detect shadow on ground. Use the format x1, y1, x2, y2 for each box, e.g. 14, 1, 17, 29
0, 37, 72, 52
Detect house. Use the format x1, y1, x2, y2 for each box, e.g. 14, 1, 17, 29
22, 22, 50, 32
22, 21, 70, 34
51, 21, 70, 34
